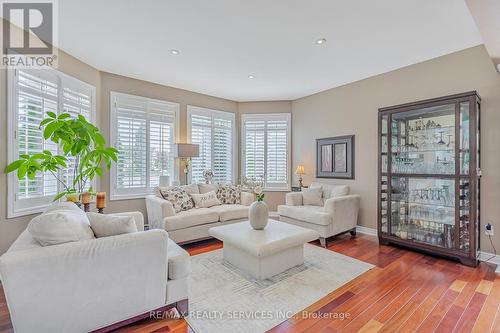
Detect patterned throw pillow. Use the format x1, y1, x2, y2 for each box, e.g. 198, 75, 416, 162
216, 184, 241, 204
190, 191, 221, 208
157, 186, 194, 213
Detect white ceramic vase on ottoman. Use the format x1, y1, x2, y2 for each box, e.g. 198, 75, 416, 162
249, 186, 268, 230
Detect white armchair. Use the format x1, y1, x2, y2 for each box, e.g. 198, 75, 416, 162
0, 210, 190, 333
277, 183, 360, 247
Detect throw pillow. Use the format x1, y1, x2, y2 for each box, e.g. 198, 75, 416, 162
158, 186, 194, 212
28, 210, 95, 246
43, 201, 82, 213
330, 185, 350, 197
180, 183, 200, 195
198, 183, 218, 194
87, 212, 138, 238
190, 191, 221, 208
302, 187, 323, 206
216, 184, 241, 204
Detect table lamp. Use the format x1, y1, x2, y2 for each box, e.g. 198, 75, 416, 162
295, 165, 305, 188
176, 143, 199, 184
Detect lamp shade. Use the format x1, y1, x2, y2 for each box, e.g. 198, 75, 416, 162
176, 143, 199, 158
295, 165, 305, 175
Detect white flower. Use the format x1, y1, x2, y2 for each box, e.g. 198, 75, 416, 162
254, 185, 263, 195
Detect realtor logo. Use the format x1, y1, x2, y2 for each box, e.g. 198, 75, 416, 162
1, 0, 58, 68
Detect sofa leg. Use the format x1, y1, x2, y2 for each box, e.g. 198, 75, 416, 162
175, 299, 189, 317
319, 237, 327, 248
350, 228, 357, 236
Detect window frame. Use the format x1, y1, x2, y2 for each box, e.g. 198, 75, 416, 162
109, 91, 180, 201
186, 105, 237, 184
241, 113, 292, 191
7, 68, 97, 218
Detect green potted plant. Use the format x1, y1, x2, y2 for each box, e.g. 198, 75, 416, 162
5, 111, 118, 204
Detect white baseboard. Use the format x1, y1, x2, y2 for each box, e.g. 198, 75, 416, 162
356, 225, 377, 236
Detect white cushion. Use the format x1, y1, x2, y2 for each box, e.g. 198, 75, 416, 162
43, 201, 82, 213
302, 187, 323, 206
310, 183, 350, 199
87, 212, 138, 238
180, 184, 200, 195
28, 210, 95, 246
213, 204, 249, 222
190, 191, 221, 208
164, 208, 219, 231
277, 205, 331, 226
167, 239, 191, 280
198, 183, 218, 194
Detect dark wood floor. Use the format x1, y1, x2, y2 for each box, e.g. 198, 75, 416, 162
1, 233, 498, 333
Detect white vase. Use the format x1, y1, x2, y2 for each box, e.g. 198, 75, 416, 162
249, 201, 269, 230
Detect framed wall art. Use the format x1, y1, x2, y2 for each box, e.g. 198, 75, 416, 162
316, 135, 354, 179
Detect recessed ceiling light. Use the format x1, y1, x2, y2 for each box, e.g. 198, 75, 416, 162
170, 49, 180, 55
248, 75, 255, 79
315, 38, 327, 45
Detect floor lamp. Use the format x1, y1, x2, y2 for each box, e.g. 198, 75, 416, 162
176, 143, 199, 185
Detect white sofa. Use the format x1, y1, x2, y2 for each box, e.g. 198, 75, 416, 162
0, 210, 191, 333
277, 182, 360, 247
146, 184, 254, 244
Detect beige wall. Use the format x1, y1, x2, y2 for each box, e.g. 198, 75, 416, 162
2, 42, 499, 256
237, 101, 292, 210
99, 72, 238, 217
0, 50, 101, 254
292, 45, 500, 253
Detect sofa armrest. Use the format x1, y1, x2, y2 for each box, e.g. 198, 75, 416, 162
0, 230, 169, 333
241, 191, 255, 206
107, 211, 145, 231
146, 195, 175, 229
285, 192, 303, 206
324, 195, 360, 228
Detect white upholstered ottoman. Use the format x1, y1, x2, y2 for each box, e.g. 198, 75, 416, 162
209, 219, 319, 279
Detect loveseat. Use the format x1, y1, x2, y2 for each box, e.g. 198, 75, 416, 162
146, 183, 254, 244
0, 203, 190, 333
277, 182, 360, 247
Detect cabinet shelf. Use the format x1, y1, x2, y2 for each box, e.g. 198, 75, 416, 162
378, 91, 481, 267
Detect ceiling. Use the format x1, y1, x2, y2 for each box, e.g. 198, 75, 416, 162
58, 0, 482, 102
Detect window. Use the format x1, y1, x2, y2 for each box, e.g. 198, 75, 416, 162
187, 106, 236, 183
7, 68, 96, 217
241, 113, 291, 191
110, 92, 180, 200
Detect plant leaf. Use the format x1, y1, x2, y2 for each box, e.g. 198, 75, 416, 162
4, 160, 25, 173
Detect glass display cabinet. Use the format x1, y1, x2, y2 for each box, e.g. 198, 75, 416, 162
378, 91, 480, 266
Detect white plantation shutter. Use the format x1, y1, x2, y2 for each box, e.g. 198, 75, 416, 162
110, 92, 179, 199
188, 106, 235, 183
7, 69, 96, 217
243, 120, 265, 181
61, 78, 94, 189
213, 117, 233, 182
241, 113, 291, 190
190, 114, 212, 183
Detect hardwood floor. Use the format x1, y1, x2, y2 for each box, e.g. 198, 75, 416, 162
0, 233, 498, 333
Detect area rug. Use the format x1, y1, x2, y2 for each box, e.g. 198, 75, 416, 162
186, 244, 374, 333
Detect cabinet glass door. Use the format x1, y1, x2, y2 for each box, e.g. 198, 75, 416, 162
391, 104, 455, 175
390, 177, 455, 248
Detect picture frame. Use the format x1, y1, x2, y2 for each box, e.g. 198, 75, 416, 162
316, 135, 354, 179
